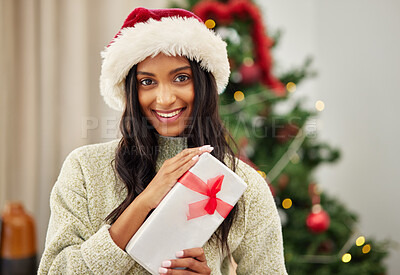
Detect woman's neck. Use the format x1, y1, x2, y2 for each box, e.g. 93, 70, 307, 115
155, 133, 188, 172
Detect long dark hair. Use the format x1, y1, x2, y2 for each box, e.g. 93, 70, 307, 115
106, 57, 240, 257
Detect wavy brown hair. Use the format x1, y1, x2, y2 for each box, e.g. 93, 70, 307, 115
106, 57, 240, 257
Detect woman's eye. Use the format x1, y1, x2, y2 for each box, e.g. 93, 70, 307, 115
140, 79, 154, 86
175, 75, 190, 82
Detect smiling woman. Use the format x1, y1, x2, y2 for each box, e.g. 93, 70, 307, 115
136, 54, 195, 137
38, 7, 287, 275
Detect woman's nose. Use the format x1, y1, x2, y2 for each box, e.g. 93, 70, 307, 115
156, 85, 176, 105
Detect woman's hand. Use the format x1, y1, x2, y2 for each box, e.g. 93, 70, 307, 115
158, 248, 211, 275
139, 145, 214, 211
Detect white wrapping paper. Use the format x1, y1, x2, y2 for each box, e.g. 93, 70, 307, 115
125, 152, 247, 274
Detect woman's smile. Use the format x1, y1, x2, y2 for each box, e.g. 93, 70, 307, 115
154, 107, 185, 117
153, 107, 187, 122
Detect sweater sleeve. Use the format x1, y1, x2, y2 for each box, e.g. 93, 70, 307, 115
232, 166, 288, 275
38, 150, 135, 275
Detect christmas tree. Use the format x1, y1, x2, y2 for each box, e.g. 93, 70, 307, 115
172, 0, 390, 274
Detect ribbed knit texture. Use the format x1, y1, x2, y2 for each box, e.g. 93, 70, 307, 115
38, 135, 287, 274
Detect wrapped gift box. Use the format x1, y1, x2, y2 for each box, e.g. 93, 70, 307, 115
126, 152, 247, 275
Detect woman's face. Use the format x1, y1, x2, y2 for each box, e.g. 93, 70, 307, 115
137, 53, 195, 137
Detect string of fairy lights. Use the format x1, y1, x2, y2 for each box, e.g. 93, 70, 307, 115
227, 79, 372, 264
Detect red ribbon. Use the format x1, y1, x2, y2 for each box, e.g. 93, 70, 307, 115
178, 171, 233, 220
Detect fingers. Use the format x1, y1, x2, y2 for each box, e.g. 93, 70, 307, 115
170, 146, 214, 171
175, 146, 214, 161
158, 248, 211, 275
159, 258, 204, 273
177, 248, 207, 262
173, 155, 201, 176
174, 147, 212, 175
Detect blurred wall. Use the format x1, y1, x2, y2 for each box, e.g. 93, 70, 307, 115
257, 0, 400, 273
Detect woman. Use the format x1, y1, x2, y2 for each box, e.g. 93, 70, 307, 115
38, 7, 287, 274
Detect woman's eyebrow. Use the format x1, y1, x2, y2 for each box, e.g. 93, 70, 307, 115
169, 66, 191, 75
137, 71, 155, 76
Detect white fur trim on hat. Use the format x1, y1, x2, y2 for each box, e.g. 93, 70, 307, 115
100, 17, 230, 111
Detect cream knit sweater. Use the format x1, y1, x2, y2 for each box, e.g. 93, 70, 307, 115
38, 134, 287, 274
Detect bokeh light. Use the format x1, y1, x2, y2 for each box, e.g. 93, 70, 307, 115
315, 100, 325, 111
362, 244, 371, 254
243, 57, 254, 66
205, 19, 216, 29
342, 253, 352, 263
282, 198, 292, 209
356, 236, 365, 246
234, 91, 245, 101
286, 82, 296, 93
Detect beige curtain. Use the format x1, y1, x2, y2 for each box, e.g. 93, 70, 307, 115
0, 0, 169, 257
1, 0, 41, 225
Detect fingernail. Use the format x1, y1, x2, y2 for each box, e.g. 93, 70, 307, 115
161, 260, 171, 267
176, 250, 184, 257
159, 267, 168, 274
207, 146, 214, 152
192, 155, 199, 160
199, 145, 212, 151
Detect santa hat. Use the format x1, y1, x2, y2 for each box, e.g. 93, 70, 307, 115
100, 7, 230, 111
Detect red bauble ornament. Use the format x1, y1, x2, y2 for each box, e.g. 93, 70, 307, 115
306, 205, 330, 233
239, 63, 262, 84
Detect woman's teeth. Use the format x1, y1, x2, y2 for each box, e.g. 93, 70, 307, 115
155, 108, 183, 118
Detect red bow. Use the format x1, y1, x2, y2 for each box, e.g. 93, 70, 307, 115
178, 171, 233, 220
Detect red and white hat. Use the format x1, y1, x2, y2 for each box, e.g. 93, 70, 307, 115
100, 7, 230, 111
